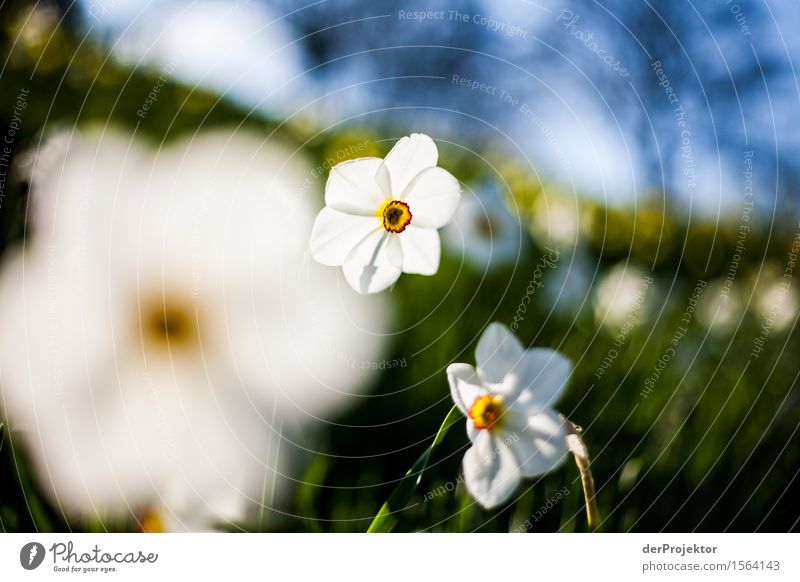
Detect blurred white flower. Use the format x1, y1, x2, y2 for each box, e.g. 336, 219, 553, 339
0, 127, 389, 529
442, 179, 523, 270
593, 263, 654, 329
530, 191, 581, 249
753, 266, 798, 333
309, 133, 461, 294
446, 323, 571, 509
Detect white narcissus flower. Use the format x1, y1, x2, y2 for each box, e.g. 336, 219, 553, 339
447, 323, 571, 509
309, 133, 461, 294
753, 265, 799, 332
0, 127, 389, 530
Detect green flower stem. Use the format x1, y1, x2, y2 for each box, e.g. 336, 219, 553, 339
366, 404, 461, 533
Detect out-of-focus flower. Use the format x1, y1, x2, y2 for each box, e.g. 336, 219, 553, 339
309, 133, 461, 294
0, 127, 389, 529
697, 279, 744, 334
530, 190, 580, 249
14, 4, 59, 50
446, 323, 571, 509
442, 179, 523, 270
593, 263, 654, 330
752, 265, 798, 333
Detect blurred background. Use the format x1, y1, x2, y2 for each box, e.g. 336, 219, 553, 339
0, 0, 798, 532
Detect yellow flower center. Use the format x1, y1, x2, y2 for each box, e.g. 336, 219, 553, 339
468, 394, 505, 431
377, 199, 412, 233
139, 509, 164, 533
138, 291, 201, 354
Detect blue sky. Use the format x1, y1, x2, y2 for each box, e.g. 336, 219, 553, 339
77, 0, 800, 218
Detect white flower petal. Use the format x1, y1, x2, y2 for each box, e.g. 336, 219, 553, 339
506, 349, 573, 416
446, 363, 484, 414
228, 254, 391, 419
0, 246, 115, 425
403, 167, 461, 228
373, 160, 393, 197
463, 430, 521, 509
342, 230, 403, 294
309, 207, 378, 266
384, 133, 438, 196
506, 409, 569, 478
522, 349, 572, 408
475, 323, 525, 386
399, 225, 440, 275
325, 157, 389, 214
466, 419, 480, 442
25, 129, 148, 253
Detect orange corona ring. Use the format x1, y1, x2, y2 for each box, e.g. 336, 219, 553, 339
468, 394, 504, 430
377, 199, 412, 233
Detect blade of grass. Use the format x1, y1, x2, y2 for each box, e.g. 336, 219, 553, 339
367, 405, 461, 533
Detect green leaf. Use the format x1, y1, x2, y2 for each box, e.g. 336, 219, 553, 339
367, 404, 462, 533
